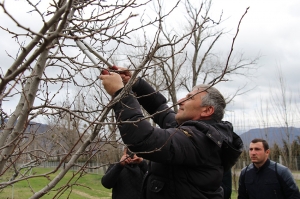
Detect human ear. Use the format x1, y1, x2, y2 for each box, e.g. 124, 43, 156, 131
200, 106, 214, 117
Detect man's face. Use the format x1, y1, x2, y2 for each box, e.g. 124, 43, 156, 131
175, 89, 208, 124
249, 142, 269, 167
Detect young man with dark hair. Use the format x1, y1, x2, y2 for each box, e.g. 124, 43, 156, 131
238, 138, 300, 199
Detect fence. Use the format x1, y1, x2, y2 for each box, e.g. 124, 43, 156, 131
40, 161, 107, 175
234, 156, 300, 171
39, 155, 300, 174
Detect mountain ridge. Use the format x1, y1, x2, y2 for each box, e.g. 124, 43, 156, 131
2, 120, 300, 148
238, 126, 300, 148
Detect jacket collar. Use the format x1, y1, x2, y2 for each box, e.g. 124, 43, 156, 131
199, 119, 218, 125
253, 159, 270, 172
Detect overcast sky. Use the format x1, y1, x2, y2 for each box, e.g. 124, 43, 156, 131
206, 1, 300, 132
1, 0, 300, 133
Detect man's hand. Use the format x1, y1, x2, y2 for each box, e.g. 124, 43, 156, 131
119, 154, 131, 166
99, 72, 124, 96
130, 154, 143, 164
119, 147, 143, 166
110, 66, 132, 85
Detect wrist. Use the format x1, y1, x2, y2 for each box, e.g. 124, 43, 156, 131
131, 77, 141, 91
119, 161, 126, 166
113, 87, 124, 98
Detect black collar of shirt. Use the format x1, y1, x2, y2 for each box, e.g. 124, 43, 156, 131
253, 159, 270, 173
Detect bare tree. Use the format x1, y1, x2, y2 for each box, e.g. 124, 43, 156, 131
0, 0, 254, 197
252, 65, 298, 168
0, 0, 166, 197
269, 66, 298, 168
141, 0, 259, 112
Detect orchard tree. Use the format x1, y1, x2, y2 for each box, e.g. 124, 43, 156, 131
253, 65, 299, 169
140, 0, 259, 112
270, 66, 297, 168
0, 0, 253, 198
0, 0, 170, 197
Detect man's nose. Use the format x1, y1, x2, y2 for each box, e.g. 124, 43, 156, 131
178, 97, 185, 104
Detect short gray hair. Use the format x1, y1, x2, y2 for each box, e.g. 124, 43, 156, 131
192, 84, 226, 121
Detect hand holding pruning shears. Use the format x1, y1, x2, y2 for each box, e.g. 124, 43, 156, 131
119, 147, 143, 166
101, 66, 132, 84
99, 66, 133, 96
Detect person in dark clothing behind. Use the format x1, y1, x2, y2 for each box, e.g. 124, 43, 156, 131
238, 138, 300, 199
99, 66, 243, 199
101, 147, 148, 199
222, 169, 232, 199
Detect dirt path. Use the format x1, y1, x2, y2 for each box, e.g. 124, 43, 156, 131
72, 190, 111, 199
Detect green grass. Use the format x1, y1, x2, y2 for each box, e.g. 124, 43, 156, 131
0, 167, 111, 199
1, 168, 300, 199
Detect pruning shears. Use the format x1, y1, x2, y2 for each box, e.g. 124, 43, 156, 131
74, 39, 124, 75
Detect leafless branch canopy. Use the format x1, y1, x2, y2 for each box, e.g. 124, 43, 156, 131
0, 0, 256, 197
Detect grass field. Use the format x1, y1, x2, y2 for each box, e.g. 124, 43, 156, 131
1, 168, 299, 198
0, 167, 111, 199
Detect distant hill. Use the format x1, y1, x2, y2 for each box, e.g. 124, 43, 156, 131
0, 119, 49, 134
2, 118, 300, 148
25, 121, 50, 133
239, 127, 300, 148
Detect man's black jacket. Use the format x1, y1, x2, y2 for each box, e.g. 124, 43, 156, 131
101, 160, 148, 199
238, 159, 300, 199
112, 78, 243, 199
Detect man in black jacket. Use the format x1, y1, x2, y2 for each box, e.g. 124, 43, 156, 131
101, 147, 148, 199
99, 67, 243, 199
238, 138, 300, 199
222, 170, 232, 199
